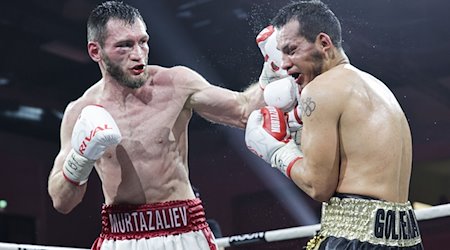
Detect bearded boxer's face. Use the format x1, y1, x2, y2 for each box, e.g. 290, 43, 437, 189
277, 20, 324, 88
101, 18, 149, 89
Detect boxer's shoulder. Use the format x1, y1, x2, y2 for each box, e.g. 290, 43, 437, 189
305, 65, 355, 97
145, 64, 165, 74
147, 65, 194, 83
65, 86, 101, 120
146, 64, 190, 74
167, 65, 198, 79
63, 100, 92, 124
155, 65, 208, 89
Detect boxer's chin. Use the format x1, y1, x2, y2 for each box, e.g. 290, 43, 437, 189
118, 71, 148, 89
125, 74, 147, 89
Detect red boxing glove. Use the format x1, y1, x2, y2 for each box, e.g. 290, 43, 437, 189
260, 106, 290, 142
245, 106, 303, 177
245, 107, 289, 162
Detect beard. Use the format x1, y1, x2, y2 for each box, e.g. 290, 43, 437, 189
103, 53, 148, 89
310, 49, 324, 80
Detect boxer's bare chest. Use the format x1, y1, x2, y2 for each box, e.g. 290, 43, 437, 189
99, 78, 190, 158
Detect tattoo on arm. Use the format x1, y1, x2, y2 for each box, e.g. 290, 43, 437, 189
301, 97, 316, 117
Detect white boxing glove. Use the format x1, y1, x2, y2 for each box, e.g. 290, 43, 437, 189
264, 77, 298, 112
271, 140, 303, 178
245, 106, 303, 177
287, 104, 303, 145
256, 25, 289, 89
63, 105, 122, 185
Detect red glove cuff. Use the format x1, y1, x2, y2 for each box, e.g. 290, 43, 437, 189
286, 157, 302, 179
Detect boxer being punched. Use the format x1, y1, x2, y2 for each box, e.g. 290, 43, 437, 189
47, 1, 268, 249
245, 1, 423, 249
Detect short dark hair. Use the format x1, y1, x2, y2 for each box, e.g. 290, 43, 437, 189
272, 0, 342, 48
87, 1, 145, 46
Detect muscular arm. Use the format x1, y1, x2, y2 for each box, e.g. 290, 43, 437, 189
289, 81, 344, 201
183, 67, 265, 128
48, 103, 86, 214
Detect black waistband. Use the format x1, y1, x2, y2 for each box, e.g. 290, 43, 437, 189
334, 192, 381, 201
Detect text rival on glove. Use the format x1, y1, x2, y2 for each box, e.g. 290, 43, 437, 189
79, 124, 113, 155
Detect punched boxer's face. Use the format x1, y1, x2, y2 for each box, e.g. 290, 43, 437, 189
277, 20, 324, 89
101, 18, 149, 89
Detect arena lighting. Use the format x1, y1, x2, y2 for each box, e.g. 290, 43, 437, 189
0, 77, 9, 86
0, 102, 63, 141
51, 109, 64, 120
0, 200, 7, 209
40, 40, 90, 64
0, 104, 63, 123
3, 105, 43, 121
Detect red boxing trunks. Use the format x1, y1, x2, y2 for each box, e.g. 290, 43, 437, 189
91, 198, 217, 250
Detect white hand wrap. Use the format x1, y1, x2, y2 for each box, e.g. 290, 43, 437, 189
63, 105, 122, 185
63, 149, 95, 186
287, 105, 303, 145
271, 140, 303, 178
256, 25, 288, 89
264, 77, 298, 112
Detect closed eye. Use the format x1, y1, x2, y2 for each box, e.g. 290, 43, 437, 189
281, 45, 296, 56
288, 46, 297, 56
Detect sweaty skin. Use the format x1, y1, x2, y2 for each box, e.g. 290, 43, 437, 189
48, 18, 263, 213
278, 20, 412, 203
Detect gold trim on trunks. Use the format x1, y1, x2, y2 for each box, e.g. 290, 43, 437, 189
319, 197, 422, 247
306, 234, 325, 250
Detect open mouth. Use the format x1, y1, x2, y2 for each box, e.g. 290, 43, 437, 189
133, 65, 145, 70
131, 65, 145, 74
290, 73, 303, 85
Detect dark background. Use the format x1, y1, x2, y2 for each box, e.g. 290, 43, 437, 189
0, 0, 449, 249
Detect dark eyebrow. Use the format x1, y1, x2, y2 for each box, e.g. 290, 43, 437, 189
280, 44, 290, 55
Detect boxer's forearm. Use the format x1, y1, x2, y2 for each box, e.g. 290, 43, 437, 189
241, 82, 265, 119
48, 168, 86, 214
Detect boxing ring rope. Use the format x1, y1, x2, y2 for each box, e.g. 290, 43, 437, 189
0, 203, 449, 250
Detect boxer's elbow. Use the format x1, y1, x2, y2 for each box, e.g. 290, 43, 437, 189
296, 180, 334, 202
51, 197, 79, 214
290, 163, 336, 202
305, 176, 336, 202
48, 186, 82, 214
307, 187, 335, 202
53, 202, 72, 214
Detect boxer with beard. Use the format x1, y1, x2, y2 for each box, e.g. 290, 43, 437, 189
47, 1, 267, 249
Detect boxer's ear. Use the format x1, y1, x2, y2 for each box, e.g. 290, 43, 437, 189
88, 42, 101, 62
316, 32, 333, 52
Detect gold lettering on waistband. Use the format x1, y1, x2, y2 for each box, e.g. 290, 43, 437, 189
319, 197, 422, 247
